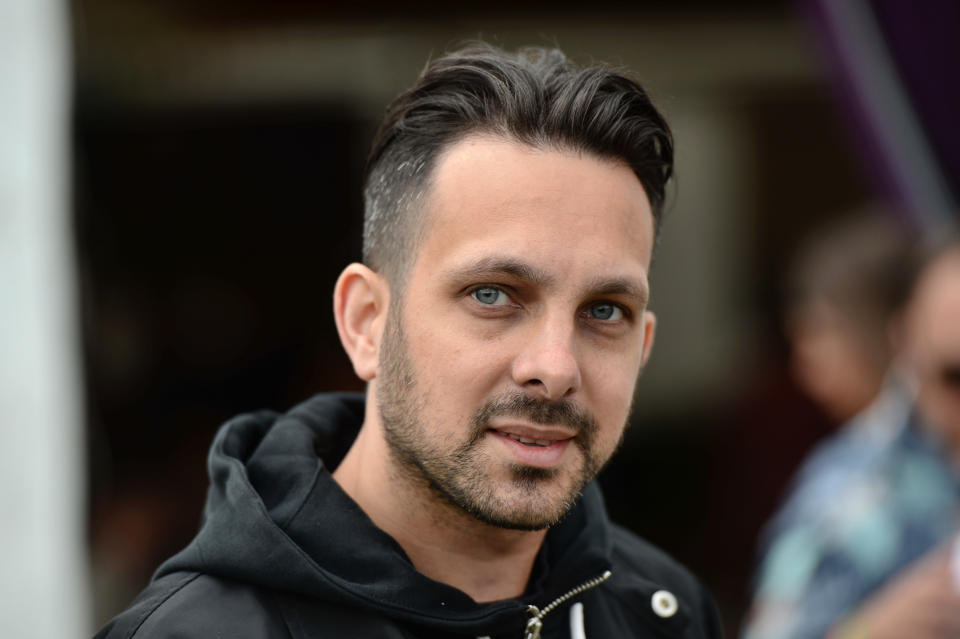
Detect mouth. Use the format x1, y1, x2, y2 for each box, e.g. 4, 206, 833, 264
503, 433, 556, 447
487, 425, 576, 468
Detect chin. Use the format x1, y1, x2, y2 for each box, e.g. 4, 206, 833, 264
467, 500, 573, 531
461, 468, 586, 531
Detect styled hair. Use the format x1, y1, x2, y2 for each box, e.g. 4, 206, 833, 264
362, 42, 674, 284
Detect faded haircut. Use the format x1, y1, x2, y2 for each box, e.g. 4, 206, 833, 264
361, 42, 674, 287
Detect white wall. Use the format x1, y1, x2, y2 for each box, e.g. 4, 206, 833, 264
0, 0, 91, 635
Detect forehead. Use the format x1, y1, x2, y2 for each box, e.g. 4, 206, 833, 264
409, 135, 655, 288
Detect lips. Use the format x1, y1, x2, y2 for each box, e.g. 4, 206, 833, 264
487, 424, 576, 468
491, 423, 575, 442
504, 433, 554, 447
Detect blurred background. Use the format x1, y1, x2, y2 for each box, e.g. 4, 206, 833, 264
2, 0, 957, 636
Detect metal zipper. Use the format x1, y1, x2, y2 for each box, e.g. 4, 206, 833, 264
523, 570, 612, 639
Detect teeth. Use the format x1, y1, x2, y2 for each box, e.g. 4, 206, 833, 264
506, 433, 551, 447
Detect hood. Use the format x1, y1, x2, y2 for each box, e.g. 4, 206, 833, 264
157, 392, 616, 636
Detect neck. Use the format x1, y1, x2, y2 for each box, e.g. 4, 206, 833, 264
332, 404, 547, 602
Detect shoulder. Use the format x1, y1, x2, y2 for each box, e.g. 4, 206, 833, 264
763, 431, 866, 541
787, 383, 912, 501
764, 413, 905, 547
94, 572, 291, 639
744, 425, 929, 638
605, 524, 724, 638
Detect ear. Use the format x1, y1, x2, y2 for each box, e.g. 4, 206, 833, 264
639, 310, 657, 368
333, 263, 390, 382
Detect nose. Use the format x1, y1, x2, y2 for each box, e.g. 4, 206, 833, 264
511, 315, 582, 400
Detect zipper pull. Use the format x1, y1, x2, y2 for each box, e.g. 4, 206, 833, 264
524, 605, 543, 639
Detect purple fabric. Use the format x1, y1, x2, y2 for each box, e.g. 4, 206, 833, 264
800, 0, 914, 225
870, 0, 960, 209
800, 0, 959, 230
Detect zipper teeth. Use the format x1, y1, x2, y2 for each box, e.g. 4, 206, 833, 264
535, 570, 612, 619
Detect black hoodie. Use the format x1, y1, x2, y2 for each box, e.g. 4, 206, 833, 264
95, 393, 723, 639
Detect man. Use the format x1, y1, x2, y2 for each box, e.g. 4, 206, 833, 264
743, 241, 960, 639
96, 43, 722, 639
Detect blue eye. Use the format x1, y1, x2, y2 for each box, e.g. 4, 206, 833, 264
588, 303, 623, 321
472, 287, 509, 306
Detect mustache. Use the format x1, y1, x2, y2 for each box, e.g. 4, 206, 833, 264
471, 393, 599, 444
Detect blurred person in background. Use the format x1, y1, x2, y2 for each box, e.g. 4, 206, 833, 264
93, 43, 722, 639
785, 213, 917, 426
743, 235, 960, 639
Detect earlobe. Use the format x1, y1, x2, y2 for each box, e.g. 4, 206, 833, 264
333, 263, 390, 382
639, 311, 657, 367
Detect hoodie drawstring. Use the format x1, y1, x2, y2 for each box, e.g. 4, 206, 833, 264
476, 602, 588, 639
569, 602, 586, 639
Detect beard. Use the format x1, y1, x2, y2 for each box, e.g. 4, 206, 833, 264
376, 307, 610, 531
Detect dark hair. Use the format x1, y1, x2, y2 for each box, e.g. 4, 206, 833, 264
786, 211, 921, 368
362, 42, 674, 283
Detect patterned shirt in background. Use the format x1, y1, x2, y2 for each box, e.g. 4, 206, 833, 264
742, 381, 960, 639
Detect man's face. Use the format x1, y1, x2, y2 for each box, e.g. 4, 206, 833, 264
374, 135, 656, 530
907, 251, 960, 458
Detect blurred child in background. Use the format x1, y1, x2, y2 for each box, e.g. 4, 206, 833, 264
785, 213, 916, 425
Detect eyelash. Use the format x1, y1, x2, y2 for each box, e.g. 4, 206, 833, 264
581, 302, 628, 322
468, 285, 516, 308
466, 285, 631, 322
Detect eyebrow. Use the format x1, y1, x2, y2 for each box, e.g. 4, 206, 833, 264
445, 256, 555, 288
584, 276, 650, 308
445, 256, 650, 307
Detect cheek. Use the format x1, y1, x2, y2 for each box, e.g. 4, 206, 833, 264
405, 315, 509, 404
584, 353, 639, 425
417, 330, 497, 374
